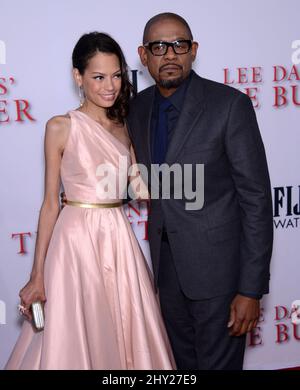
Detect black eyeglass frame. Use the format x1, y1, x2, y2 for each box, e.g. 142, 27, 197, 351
144, 40, 193, 56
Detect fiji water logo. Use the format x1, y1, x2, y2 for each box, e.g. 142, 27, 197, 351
292, 40, 300, 65
273, 186, 300, 229
0, 300, 6, 325
0, 40, 6, 64
292, 301, 300, 325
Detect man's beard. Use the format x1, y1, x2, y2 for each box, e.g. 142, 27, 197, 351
158, 76, 184, 89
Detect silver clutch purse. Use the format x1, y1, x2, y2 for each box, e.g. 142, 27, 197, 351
31, 301, 45, 331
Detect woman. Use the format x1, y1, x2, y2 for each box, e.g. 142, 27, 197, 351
5, 32, 175, 370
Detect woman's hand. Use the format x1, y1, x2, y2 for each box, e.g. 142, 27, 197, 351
19, 275, 46, 321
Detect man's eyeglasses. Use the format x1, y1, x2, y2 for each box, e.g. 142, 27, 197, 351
144, 40, 193, 56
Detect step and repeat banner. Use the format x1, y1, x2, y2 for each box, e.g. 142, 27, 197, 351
0, 0, 299, 370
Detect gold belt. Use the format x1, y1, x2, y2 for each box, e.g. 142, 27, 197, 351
66, 200, 123, 209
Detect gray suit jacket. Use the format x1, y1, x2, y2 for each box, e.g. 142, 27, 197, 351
127, 70, 273, 300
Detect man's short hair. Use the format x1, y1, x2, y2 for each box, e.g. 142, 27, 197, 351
143, 13, 193, 44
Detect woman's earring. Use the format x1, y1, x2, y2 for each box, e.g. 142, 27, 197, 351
79, 86, 85, 107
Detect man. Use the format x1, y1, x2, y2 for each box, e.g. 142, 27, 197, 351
126, 13, 273, 369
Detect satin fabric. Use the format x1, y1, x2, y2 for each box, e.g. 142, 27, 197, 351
5, 110, 175, 370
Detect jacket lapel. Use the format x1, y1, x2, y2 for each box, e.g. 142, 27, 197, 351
165, 72, 206, 164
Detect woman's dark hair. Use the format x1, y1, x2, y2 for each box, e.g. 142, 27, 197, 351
72, 32, 134, 124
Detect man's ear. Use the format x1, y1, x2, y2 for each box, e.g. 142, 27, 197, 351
191, 41, 199, 62
138, 46, 148, 67
72, 68, 82, 87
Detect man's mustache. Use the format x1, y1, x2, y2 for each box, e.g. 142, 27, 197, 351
159, 64, 183, 72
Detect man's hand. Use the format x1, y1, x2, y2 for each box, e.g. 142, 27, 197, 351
227, 294, 260, 336
60, 191, 67, 209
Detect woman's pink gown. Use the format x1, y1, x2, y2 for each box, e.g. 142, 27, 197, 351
5, 110, 175, 370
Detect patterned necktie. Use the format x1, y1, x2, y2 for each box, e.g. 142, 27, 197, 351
153, 98, 172, 165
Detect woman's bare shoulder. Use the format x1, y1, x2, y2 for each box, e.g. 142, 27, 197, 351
46, 114, 71, 133
44, 114, 71, 151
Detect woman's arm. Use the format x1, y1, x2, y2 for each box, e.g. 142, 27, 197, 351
19, 115, 70, 319
128, 144, 150, 201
